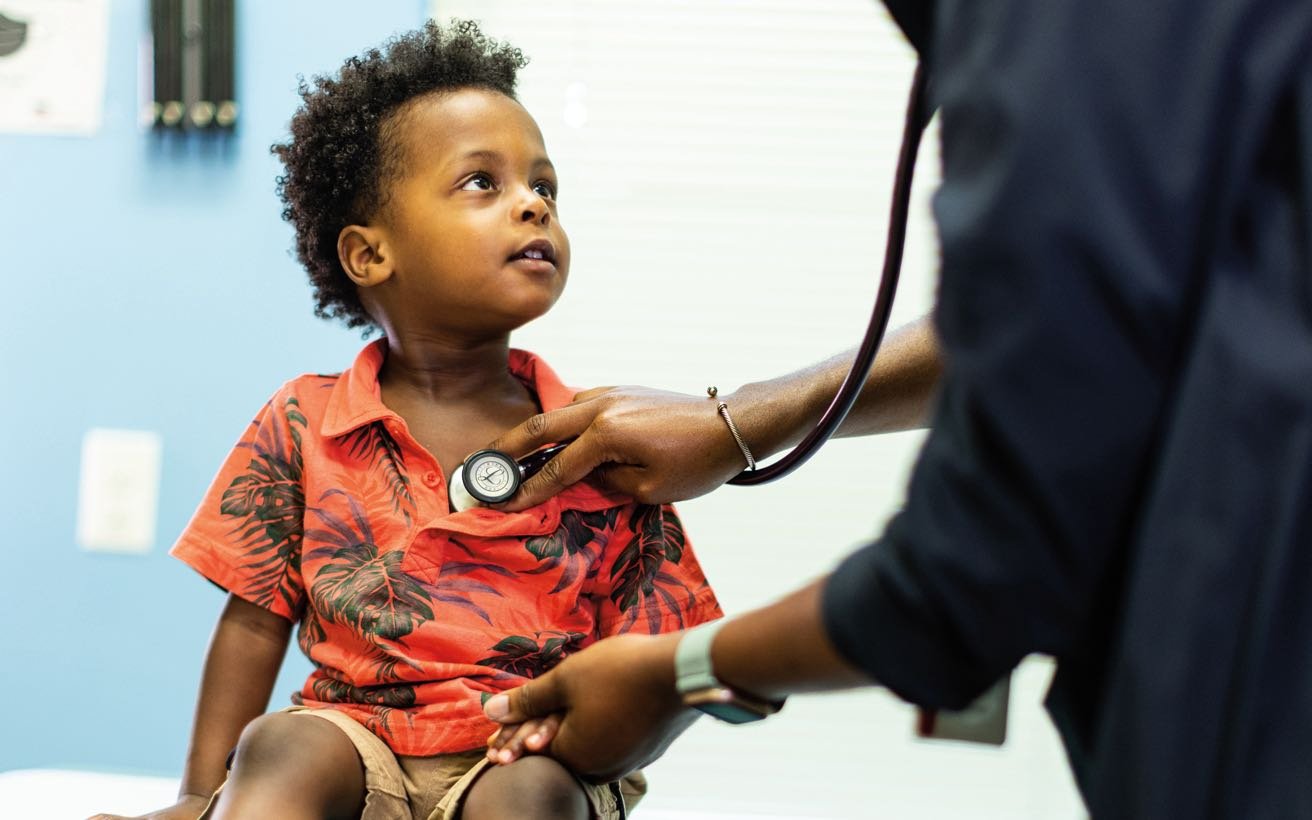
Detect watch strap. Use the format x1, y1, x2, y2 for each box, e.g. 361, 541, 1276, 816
674, 619, 727, 695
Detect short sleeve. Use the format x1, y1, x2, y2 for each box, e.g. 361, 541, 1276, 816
589, 504, 722, 637
170, 389, 309, 621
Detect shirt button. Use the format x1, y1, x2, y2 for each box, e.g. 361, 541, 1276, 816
423, 471, 440, 487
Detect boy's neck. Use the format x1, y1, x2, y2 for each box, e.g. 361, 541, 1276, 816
378, 332, 524, 404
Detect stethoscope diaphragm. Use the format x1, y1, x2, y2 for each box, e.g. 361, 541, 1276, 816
449, 443, 570, 512
456, 449, 521, 507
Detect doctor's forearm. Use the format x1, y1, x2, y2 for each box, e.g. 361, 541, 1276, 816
709, 578, 872, 700
726, 315, 942, 459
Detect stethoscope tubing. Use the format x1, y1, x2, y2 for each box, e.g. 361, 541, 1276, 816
728, 64, 933, 486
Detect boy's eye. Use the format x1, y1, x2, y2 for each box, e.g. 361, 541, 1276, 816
533, 181, 557, 200
462, 173, 495, 191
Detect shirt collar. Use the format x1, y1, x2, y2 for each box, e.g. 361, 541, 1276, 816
320, 339, 578, 438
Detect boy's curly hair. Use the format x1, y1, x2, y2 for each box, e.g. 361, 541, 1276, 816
272, 19, 527, 331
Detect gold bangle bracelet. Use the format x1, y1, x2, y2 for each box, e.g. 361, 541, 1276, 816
707, 386, 756, 470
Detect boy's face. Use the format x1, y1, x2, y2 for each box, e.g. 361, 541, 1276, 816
369, 88, 569, 339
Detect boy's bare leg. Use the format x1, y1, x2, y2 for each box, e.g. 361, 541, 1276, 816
209, 712, 366, 820
460, 755, 589, 820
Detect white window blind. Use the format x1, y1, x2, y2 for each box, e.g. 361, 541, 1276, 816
430, 2, 1085, 817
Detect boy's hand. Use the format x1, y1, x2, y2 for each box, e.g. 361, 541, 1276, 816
486, 713, 563, 763
87, 793, 212, 820
486, 386, 747, 511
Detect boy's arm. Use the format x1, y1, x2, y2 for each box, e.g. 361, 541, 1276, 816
179, 595, 293, 800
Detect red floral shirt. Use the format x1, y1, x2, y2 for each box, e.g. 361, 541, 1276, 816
172, 341, 722, 755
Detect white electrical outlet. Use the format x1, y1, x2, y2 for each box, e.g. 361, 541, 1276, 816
75, 428, 163, 554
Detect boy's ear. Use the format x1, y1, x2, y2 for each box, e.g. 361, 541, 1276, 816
337, 224, 394, 287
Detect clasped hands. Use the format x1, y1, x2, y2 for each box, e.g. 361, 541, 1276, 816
482, 632, 699, 783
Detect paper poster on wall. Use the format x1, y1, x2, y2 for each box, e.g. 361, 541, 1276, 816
0, 0, 109, 135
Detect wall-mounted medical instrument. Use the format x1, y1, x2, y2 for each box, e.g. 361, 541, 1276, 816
148, 0, 236, 130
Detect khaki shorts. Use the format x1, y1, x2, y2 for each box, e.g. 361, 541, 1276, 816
201, 706, 646, 820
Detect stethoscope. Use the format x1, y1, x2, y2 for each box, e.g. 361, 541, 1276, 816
450, 443, 570, 510
451, 65, 934, 511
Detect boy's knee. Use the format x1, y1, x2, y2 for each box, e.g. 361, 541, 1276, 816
232, 713, 302, 769
515, 756, 585, 815
215, 713, 365, 820
231, 712, 356, 776
464, 755, 587, 819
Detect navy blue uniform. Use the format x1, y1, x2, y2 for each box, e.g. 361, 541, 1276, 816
824, 2, 1312, 816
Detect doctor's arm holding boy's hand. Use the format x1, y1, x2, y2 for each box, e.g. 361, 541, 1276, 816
486, 316, 942, 511
89, 595, 291, 820
484, 580, 870, 781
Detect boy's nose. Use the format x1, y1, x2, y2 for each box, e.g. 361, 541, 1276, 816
520, 204, 550, 226
518, 186, 551, 225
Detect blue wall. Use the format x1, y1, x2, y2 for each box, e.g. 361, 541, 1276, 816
0, 0, 429, 775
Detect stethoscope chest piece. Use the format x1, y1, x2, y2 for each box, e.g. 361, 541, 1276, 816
452, 449, 521, 510
449, 443, 570, 512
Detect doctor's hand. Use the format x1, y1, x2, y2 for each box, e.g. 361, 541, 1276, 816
482, 632, 700, 782
486, 386, 751, 511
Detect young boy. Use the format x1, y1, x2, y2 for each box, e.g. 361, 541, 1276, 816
91, 20, 721, 820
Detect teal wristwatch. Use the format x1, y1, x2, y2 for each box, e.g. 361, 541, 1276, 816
674, 620, 785, 724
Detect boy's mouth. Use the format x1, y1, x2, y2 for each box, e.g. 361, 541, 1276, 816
509, 239, 557, 265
